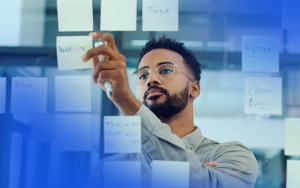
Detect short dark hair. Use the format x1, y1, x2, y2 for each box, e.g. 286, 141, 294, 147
138, 35, 201, 82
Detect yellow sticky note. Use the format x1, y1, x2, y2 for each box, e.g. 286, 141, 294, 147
100, 0, 137, 31
286, 160, 300, 188
285, 118, 300, 156
57, 0, 93, 32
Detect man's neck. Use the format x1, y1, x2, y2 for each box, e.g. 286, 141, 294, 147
160, 103, 195, 139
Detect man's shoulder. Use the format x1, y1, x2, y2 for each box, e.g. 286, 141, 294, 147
201, 137, 251, 152
199, 137, 255, 162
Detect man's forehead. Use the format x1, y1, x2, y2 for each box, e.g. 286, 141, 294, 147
138, 48, 184, 69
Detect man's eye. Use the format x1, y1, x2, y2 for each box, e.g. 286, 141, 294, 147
160, 69, 173, 74
139, 74, 149, 80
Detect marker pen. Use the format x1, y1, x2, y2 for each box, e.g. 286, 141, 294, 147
94, 41, 112, 96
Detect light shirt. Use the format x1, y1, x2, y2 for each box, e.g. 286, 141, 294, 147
85, 104, 258, 188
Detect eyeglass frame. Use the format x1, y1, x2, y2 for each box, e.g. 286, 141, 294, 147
130, 63, 195, 84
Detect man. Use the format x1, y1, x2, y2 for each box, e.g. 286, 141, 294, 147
83, 32, 258, 188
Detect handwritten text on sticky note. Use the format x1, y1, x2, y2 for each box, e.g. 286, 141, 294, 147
56, 36, 93, 71
104, 116, 141, 153
143, 0, 179, 31
57, 0, 93, 32
242, 36, 279, 72
10, 77, 47, 113
244, 77, 282, 114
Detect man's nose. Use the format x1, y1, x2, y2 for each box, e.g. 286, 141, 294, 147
146, 69, 162, 87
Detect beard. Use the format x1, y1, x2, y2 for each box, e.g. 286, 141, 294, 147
142, 84, 189, 119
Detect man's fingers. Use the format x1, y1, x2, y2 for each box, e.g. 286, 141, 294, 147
89, 32, 118, 52
83, 45, 119, 62
96, 69, 123, 87
92, 60, 125, 84
202, 161, 218, 167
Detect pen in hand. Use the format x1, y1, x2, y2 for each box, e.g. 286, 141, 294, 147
95, 41, 112, 96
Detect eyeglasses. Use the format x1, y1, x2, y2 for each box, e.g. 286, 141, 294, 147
131, 63, 194, 84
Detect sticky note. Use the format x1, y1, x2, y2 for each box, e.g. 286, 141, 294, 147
104, 161, 141, 188
242, 36, 279, 72
152, 160, 190, 188
143, 0, 179, 31
104, 116, 141, 153
285, 118, 300, 156
100, 0, 137, 31
57, 0, 93, 32
244, 77, 282, 114
286, 160, 300, 188
55, 76, 91, 112
55, 114, 92, 151
29, 114, 55, 141
0, 0, 23, 46
0, 77, 6, 113
282, 0, 300, 29
56, 36, 93, 71
10, 77, 47, 114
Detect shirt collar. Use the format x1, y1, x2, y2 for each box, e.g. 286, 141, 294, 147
181, 126, 204, 152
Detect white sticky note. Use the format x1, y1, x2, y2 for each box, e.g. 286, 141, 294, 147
55, 76, 91, 112
282, 0, 300, 29
285, 118, 300, 156
152, 160, 190, 188
0, 77, 6, 113
244, 77, 282, 114
56, 36, 93, 71
55, 114, 92, 151
286, 160, 300, 188
104, 161, 141, 188
242, 36, 279, 72
143, 0, 179, 31
0, 0, 23, 46
10, 77, 47, 114
57, 0, 93, 32
104, 116, 141, 153
100, 0, 137, 31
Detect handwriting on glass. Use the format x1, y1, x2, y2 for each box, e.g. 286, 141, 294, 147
248, 85, 279, 109
148, 5, 169, 17
58, 46, 86, 53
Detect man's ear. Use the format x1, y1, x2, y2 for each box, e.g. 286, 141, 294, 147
190, 81, 200, 99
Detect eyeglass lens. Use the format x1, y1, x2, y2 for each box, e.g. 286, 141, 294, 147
134, 64, 175, 83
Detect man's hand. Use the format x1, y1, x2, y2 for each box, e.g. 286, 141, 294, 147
202, 161, 218, 167
82, 32, 141, 115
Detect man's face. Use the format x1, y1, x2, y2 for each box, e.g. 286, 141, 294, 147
137, 48, 191, 119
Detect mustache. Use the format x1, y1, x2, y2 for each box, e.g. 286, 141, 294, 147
143, 85, 168, 100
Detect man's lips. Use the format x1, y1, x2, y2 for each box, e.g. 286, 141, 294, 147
146, 92, 164, 99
